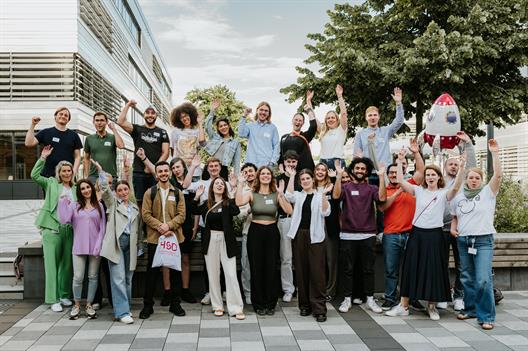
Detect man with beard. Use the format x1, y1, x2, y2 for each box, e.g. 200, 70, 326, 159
25, 107, 83, 177
238, 102, 279, 168
238, 163, 257, 304
378, 140, 424, 311
440, 131, 476, 311
117, 100, 170, 205
333, 157, 386, 314
140, 161, 186, 319
83, 112, 125, 184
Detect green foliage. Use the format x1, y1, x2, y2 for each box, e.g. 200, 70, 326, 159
185, 85, 248, 160
282, 0, 528, 137
495, 178, 528, 233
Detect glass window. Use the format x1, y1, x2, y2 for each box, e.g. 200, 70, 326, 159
0, 132, 39, 180
0, 133, 14, 180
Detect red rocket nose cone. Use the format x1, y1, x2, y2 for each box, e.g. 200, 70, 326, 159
434, 93, 456, 106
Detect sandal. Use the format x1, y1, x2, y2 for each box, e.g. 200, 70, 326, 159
235, 313, 245, 320
457, 313, 475, 320
214, 310, 224, 317
482, 323, 494, 330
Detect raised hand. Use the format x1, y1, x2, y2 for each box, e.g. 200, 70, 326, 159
123, 153, 131, 172
335, 161, 344, 175
286, 165, 296, 176
195, 184, 206, 199
354, 148, 364, 158
408, 138, 419, 154
107, 122, 116, 131
391, 87, 403, 105
488, 139, 499, 153
323, 183, 334, 194
277, 179, 285, 194
40, 145, 53, 159
127, 100, 137, 108
457, 131, 471, 143
211, 99, 220, 110
191, 154, 201, 168
278, 163, 285, 174
376, 164, 386, 177
306, 90, 314, 102
90, 159, 103, 173
458, 153, 467, 169
335, 84, 343, 97
328, 168, 337, 178
31, 116, 41, 126
136, 147, 146, 160
228, 172, 237, 188
397, 147, 407, 162
197, 111, 205, 125
238, 171, 247, 184
243, 107, 252, 118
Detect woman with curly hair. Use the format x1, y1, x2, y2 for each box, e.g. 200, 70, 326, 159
170, 102, 206, 172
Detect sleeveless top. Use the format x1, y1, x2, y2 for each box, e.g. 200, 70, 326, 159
251, 192, 279, 221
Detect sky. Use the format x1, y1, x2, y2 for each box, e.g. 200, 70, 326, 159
137, 0, 362, 142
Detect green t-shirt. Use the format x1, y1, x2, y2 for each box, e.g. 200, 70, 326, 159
84, 133, 117, 177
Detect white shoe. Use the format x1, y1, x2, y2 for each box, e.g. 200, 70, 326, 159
86, 305, 96, 319
385, 303, 410, 317
245, 296, 252, 305
51, 303, 63, 312
201, 293, 211, 305
70, 305, 80, 318
453, 298, 464, 311
366, 297, 382, 313
352, 298, 362, 305
282, 293, 293, 303
60, 298, 73, 307
339, 297, 352, 313
428, 305, 440, 321
92, 303, 100, 311
436, 302, 448, 309
119, 315, 134, 324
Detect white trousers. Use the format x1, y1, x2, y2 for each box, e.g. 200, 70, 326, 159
278, 217, 295, 295
204, 230, 244, 315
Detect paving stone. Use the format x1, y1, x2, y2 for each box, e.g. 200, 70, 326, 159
416, 327, 454, 337
163, 343, 197, 351
361, 336, 403, 350
131, 337, 166, 349
230, 331, 262, 342
32, 334, 71, 346
229, 323, 260, 333
10, 330, 45, 341
493, 334, 528, 346
197, 336, 230, 348
428, 336, 470, 348
333, 345, 370, 351
94, 345, 131, 351
263, 335, 298, 346
168, 323, 200, 333
319, 323, 356, 335
231, 341, 266, 351
297, 339, 334, 350
135, 327, 169, 338
292, 329, 326, 340
43, 326, 80, 335
28, 345, 64, 351
198, 327, 230, 337
99, 333, 135, 344
62, 339, 100, 351
261, 326, 294, 336
325, 333, 363, 345
391, 332, 430, 344
399, 343, 440, 351
1, 339, 35, 350
165, 332, 198, 343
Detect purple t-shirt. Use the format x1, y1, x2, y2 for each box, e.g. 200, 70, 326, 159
340, 182, 379, 234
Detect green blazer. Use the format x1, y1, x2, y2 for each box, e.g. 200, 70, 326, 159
31, 158, 77, 232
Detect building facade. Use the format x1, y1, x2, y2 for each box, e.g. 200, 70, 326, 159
0, 0, 173, 199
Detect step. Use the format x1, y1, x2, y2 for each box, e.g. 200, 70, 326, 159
0, 256, 16, 272
0, 275, 23, 286
0, 283, 24, 300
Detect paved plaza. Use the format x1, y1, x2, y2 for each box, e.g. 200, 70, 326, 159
1, 292, 528, 350
0, 200, 42, 253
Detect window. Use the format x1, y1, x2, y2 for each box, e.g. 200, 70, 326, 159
0, 132, 39, 180
128, 58, 151, 99
113, 0, 141, 47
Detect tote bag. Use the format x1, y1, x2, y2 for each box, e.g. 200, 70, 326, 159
152, 234, 181, 271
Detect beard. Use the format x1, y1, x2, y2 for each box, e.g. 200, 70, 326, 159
351, 172, 366, 182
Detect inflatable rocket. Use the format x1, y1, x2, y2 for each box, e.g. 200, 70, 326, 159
423, 93, 461, 150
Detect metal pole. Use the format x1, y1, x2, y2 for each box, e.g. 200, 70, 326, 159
487, 122, 494, 177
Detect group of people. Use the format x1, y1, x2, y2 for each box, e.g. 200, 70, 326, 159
26, 85, 502, 330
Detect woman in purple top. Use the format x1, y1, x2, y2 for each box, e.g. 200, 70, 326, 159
58, 179, 106, 320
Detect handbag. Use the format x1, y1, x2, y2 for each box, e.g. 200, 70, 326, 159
152, 235, 181, 271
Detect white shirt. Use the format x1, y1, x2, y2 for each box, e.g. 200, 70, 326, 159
285, 190, 330, 243
320, 125, 346, 159
159, 187, 169, 223
412, 185, 449, 229
451, 185, 497, 236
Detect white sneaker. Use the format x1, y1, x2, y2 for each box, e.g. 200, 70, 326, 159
436, 302, 448, 309
201, 293, 211, 305
51, 303, 63, 312
60, 298, 73, 307
352, 298, 362, 305
366, 297, 382, 313
86, 305, 96, 318
385, 303, 409, 317
453, 298, 464, 311
92, 303, 100, 311
282, 293, 293, 303
339, 297, 352, 313
70, 305, 80, 318
428, 305, 440, 321
119, 315, 134, 324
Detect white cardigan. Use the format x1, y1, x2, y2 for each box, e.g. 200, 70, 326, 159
285, 190, 331, 243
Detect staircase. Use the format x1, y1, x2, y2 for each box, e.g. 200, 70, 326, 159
0, 253, 23, 299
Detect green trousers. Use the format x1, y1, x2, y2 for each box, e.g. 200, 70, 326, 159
42, 225, 73, 304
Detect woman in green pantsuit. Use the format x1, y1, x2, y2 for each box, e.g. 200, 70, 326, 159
32, 145, 76, 312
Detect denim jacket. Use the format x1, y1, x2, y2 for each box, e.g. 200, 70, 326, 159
204, 111, 241, 174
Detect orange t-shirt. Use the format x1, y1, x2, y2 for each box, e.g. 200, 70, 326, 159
383, 178, 417, 234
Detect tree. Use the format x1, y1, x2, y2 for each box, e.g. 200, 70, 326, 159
281, 0, 528, 138
495, 178, 528, 233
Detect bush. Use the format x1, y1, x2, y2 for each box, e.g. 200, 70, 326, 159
495, 178, 528, 233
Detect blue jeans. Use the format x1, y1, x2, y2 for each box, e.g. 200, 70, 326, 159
320, 158, 346, 171
108, 234, 134, 319
383, 233, 409, 302
457, 234, 495, 323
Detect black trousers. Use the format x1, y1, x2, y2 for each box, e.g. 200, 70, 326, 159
247, 222, 280, 311
93, 257, 112, 306
444, 231, 464, 299
340, 237, 376, 297
293, 229, 327, 315
143, 243, 182, 308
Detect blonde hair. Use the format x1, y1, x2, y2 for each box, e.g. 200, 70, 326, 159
55, 161, 74, 186
365, 106, 379, 115
466, 167, 485, 181
256, 102, 272, 122
320, 111, 339, 138
54, 106, 71, 121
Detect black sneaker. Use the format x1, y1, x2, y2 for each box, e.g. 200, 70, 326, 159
181, 289, 196, 304
381, 300, 396, 311
315, 314, 327, 323
410, 300, 425, 311
325, 295, 333, 302
169, 303, 186, 317
160, 290, 171, 307
300, 308, 312, 316
266, 308, 275, 316
256, 309, 266, 316
139, 306, 154, 319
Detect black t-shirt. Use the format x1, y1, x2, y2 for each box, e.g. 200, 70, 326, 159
205, 210, 223, 231
35, 127, 82, 177
279, 119, 317, 171
299, 193, 314, 229
131, 124, 169, 172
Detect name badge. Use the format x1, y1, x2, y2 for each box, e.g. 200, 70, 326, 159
168, 195, 176, 202
104, 141, 111, 146
468, 247, 477, 255
153, 132, 160, 137
350, 190, 359, 196
326, 195, 332, 200
52, 137, 60, 143
217, 208, 222, 213
265, 199, 274, 205
263, 133, 271, 138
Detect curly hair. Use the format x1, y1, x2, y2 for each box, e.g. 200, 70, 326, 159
170, 102, 198, 129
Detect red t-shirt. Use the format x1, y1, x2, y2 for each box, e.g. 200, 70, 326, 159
383, 178, 417, 234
